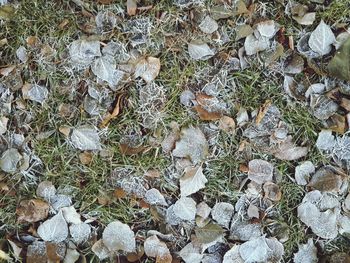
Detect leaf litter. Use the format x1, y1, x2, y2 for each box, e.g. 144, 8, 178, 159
2, 0, 350, 262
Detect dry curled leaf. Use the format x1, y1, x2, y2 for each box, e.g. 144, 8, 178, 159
16, 199, 49, 223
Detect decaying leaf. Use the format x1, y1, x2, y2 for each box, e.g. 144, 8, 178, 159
70, 126, 102, 151
263, 182, 281, 201
195, 223, 224, 248
144, 235, 172, 263
328, 37, 350, 81
180, 165, 207, 197
188, 41, 214, 60
127, 0, 137, 16
199, 15, 218, 34
69, 39, 101, 67
248, 159, 274, 184
22, 83, 48, 104
37, 210, 69, 242
26, 241, 48, 263
308, 20, 335, 56
134, 57, 161, 83
235, 24, 253, 41
179, 241, 203, 263
173, 197, 196, 221
294, 238, 318, 263
0, 148, 22, 173
172, 126, 208, 164
211, 202, 234, 228
271, 136, 308, 161
307, 166, 344, 193
102, 221, 136, 252
144, 188, 167, 206
16, 199, 49, 223
295, 161, 315, 186
119, 143, 147, 155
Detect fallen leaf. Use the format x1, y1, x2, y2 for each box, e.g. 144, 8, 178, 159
199, 15, 218, 34
244, 34, 270, 56
0, 148, 21, 173
316, 129, 335, 151
26, 241, 48, 263
69, 39, 101, 67
70, 223, 91, 244
180, 165, 207, 197
188, 41, 214, 60
230, 213, 262, 241
271, 136, 308, 161
0, 65, 15, 76
119, 143, 147, 155
295, 161, 315, 186
46, 242, 66, 262
16, 199, 49, 223
61, 206, 82, 224
99, 93, 125, 128
36, 181, 56, 201
195, 223, 224, 247
79, 151, 93, 165
92, 240, 110, 260
173, 197, 196, 221
293, 12, 316, 26
235, 24, 253, 41
248, 159, 274, 184
211, 202, 234, 228
144, 188, 167, 206
70, 126, 102, 151
308, 20, 335, 56
64, 248, 80, 263
172, 126, 208, 164
256, 20, 278, 39
328, 37, 350, 81
37, 210, 69, 242
102, 221, 136, 252
308, 166, 344, 193
127, 0, 137, 16
263, 182, 281, 201
194, 105, 222, 120
294, 238, 318, 263
134, 57, 161, 83
144, 235, 172, 263
284, 54, 304, 74
223, 245, 244, 263
179, 241, 203, 263
22, 83, 48, 104
0, 116, 8, 135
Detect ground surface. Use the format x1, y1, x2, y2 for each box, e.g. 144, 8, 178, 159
1, 0, 350, 262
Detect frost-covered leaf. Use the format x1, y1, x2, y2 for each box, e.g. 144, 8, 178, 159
63, 248, 80, 263
70, 223, 91, 244
36, 181, 56, 201
328, 37, 350, 81
244, 34, 270, 56
199, 15, 218, 34
308, 20, 335, 56
211, 202, 234, 228
294, 238, 318, 263
173, 197, 196, 221
256, 20, 278, 39
0, 116, 8, 134
223, 245, 244, 263
144, 235, 172, 262
22, 84, 48, 104
311, 95, 338, 120
272, 137, 308, 161
180, 165, 207, 196
297, 191, 339, 239
172, 126, 208, 164
308, 166, 344, 193
165, 204, 182, 226
69, 39, 101, 67
134, 57, 160, 83
51, 194, 72, 211
230, 214, 262, 241
144, 188, 167, 206
0, 148, 22, 173
188, 41, 214, 60
37, 210, 69, 242
239, 236, 271, 262
26, 241, 48, 263
70, 126, 101, 151
91, 56, 124, 87
16, 199, 49, 223
195, 223, 224, 248
16, 46, 28, 63
316, 130, 335, 151
297, 33, 319, 58
61, 206, 82, 224
92, 240, 110, 260
263, 182, 281, 201
284, 54, 304, 74
179, 242, 203, 263
248, 159, 274, 184
235, 24, 253, 41
102, 221, 136, 252
295, 161, 315, 185
293, 12, 316, 25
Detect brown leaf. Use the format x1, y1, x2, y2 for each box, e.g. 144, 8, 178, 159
307, 167, 343, 193
271, 137, 308, 161
126, 248, 144, 262
326, 114, 346, 134
256, 100, 272, 125
0, 65, 15, 76
127, 0, 137, 16
263, 182, 281, 202
218, 116, 236, 133
97, 0, 114, 4
79, 151, 93, 165
46, 242, 66, 262
194, 105, 222, 120
119, 143, 147, 155
99, 93, 125, 128
114, 187, 127, 199
16, 199, 49, 223
134, 57, 161, 83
